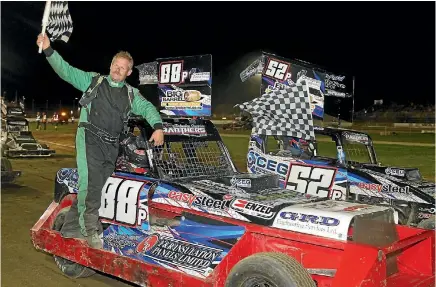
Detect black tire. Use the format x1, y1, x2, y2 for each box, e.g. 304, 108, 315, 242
225, 252, 316, 287
418, 216, 435, 230
52, 207, 96, 278
1, 157, 12, 171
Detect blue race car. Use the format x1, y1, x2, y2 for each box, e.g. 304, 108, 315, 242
246, 126, 435, 229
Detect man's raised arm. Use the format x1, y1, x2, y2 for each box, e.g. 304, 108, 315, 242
37, 33, 96, 92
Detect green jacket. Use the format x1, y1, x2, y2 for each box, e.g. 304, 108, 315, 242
43, 47, 162, 130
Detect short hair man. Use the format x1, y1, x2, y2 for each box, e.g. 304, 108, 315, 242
37, 34, 164, 248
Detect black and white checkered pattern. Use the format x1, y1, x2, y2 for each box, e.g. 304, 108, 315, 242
237, 82, 315, 140
46, 1, 73, 43
136, 61, 158, 85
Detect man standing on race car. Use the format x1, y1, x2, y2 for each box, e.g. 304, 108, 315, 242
36, 33, 164, 249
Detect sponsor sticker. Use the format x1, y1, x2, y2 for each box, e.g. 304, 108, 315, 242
190, 72, 210, 82
230, 177, 252, 188
168, 190, 233, 211
385, 167, 405, 177
231, 199, 275, 219
137, 234, 223, 271
163, 124, 207, 136
342, 132, 369, 143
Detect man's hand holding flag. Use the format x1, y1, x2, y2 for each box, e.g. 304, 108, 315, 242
38, 1, 73, 53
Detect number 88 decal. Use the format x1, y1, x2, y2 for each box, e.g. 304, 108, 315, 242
99, 177, 147, 226
285, 163, 337, 198
159, 61, 183, 84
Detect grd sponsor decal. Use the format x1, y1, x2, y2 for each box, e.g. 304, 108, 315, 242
385, 167, 405, 177
231, 199, 275, 219
137, 234, 223, 271
274, 211, 343, 239
279, 212, 340, 227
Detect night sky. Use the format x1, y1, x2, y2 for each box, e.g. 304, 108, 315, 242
1, 1, 435, 113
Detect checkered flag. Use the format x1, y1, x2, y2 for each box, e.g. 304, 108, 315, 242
136, 61, 158, 85
45, 1, 73, 43
237, 82, 315, 140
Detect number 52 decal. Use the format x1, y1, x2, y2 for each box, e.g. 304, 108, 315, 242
285, 163, 337, 198
264, 58, 290, 81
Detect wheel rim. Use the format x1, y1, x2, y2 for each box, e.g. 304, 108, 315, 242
241, 276, 279, 287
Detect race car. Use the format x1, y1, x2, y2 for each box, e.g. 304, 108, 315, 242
4, 105, 26, 118
1, 157, 21, 183
246, 126, 435, 229
221, 114, 252, 131
1, 116, 55, 157
31, 117, 435, 287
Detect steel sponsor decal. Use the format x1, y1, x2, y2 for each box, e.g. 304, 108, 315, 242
168, 190, 233, 211
137, 234, 223, 271
168, 190, 276, 220
352, 182, 411, 194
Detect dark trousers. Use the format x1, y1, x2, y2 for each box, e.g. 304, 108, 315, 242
61, 127, 119, 238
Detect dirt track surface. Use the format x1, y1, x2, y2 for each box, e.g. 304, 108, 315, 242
1, 154, 134, 287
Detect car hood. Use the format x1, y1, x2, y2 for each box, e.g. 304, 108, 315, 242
56, 168, 395, 242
